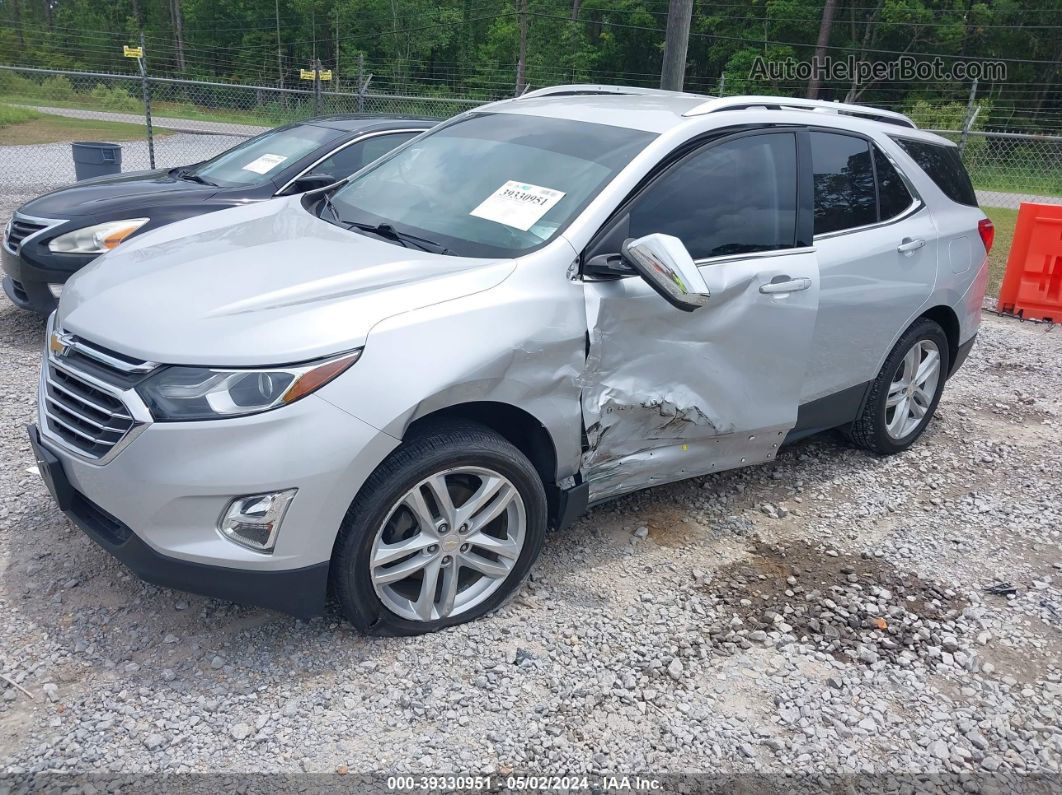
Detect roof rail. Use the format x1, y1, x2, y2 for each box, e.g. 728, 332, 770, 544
683, 95, 916, 129
517, 83, 708, 101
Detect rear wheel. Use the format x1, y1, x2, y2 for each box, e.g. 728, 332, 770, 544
848, 318, 950, 455
332, 421, 547, 635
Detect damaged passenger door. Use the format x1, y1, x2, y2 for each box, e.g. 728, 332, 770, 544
580, 129, 820, 502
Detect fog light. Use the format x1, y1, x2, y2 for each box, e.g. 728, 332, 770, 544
48, 284, 63, 298
218, 489, 296, 552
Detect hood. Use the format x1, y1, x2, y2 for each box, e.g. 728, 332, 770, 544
20, 169, 218, 218
58, 196, 516, 366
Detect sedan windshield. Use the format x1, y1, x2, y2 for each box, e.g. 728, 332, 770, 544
326, 113, 655, 257
188, 124, 339, 187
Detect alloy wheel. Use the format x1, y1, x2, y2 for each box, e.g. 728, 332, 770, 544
369, 466, 526, 622
885, 339, 941, 439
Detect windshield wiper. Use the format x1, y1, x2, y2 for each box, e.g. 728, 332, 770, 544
314, 196, 451, 255
173, 167, 216, 187
319, 194, 343, 224
345, 221, 451, 255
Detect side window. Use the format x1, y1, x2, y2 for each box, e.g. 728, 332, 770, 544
313, 133, 416, 179
810, 132, 876, 235
628, 132, 797, 260
890, 137, 977, 207
874, 146, 914, 220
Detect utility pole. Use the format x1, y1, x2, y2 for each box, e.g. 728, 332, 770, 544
170, 0, 186, 71
314, 58, 323, 115
275, 0, 284, 90
138, 32, 156, 170
959, 78, 978, 155
357, 52, 366, 112
659, 0, 693, 91
334, 3, 340, 91
807, 0, 838, 98
515, 0, 528, 96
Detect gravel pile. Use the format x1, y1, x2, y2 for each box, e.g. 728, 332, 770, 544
703, 541, 969, 667
0, 287, 1059, 783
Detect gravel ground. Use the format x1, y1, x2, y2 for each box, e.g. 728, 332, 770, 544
0, 133, 247, 201
0, 285, 1060, 784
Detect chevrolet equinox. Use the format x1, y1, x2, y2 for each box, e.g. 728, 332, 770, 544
29, 86, 992, 635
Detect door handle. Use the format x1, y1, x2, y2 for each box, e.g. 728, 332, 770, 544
897, 237, 926, 254
759, 277, 812, 295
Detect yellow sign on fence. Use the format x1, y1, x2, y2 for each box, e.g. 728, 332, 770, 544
319, 70, 332, 81
123, 45, 143, 58
299, 69, 316, 80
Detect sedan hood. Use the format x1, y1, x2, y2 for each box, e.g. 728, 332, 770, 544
58, 196, 516, 366
20, 169, 218, 218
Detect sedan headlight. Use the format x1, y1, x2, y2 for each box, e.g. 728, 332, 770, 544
48, 218, 149, 254
137, 350, 361, 421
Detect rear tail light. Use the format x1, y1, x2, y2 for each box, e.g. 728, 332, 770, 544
978, 218, 994, 254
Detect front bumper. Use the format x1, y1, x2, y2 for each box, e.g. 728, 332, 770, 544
31, 425, 329, 617
32, 379, 400, 616
2, 234, 93, 314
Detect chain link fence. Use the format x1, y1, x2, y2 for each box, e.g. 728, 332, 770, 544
0, 64, 480, 210
2, 64, 1060, 211
928, 129, 1062, 209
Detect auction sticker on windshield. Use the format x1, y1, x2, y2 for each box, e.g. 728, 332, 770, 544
470, 181, 565, 231
242, 153, 288, 174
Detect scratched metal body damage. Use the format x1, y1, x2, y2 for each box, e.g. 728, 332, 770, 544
579, 252, 820, 502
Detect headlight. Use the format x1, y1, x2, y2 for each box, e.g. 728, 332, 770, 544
137, 350, 361, 421
48, 218, 149, 254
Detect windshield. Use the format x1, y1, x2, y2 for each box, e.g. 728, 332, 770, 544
326, 113, 655, 257
190, 124, 339, 187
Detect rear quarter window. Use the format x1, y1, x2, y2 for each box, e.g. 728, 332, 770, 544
891, 137, 978, 207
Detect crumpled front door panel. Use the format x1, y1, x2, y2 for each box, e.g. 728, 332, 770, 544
581, 252, 819, 502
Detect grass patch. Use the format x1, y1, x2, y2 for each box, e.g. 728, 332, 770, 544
972, 170, 1062, 198
984, 206, 1018, 299
0, 112, 172, 146
0, 89, 457, 128
0, 92, 309, 128
0, 103, 43, 126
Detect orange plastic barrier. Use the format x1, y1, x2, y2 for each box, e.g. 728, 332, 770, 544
997, 202, 1062, 322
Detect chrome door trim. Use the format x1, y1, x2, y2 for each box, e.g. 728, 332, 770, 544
813, 200, 925, 242
693, 245, 817, 268
274, 128, 427, 195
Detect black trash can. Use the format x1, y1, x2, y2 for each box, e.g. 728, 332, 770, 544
71, 141, 122, 181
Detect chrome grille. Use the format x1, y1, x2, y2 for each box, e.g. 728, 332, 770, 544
43, 362, 135, 459
6, 218, 47, 251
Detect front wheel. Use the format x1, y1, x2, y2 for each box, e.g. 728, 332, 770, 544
331, 421, 547, 635
848, 317, 950, 455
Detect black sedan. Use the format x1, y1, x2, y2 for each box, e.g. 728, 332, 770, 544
2, 115, 434, 313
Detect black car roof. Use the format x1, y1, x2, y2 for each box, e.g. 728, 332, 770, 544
304, 114, 439, 132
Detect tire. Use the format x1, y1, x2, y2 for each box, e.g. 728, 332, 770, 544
331, 420, 547, 636
847, 317, 950, 455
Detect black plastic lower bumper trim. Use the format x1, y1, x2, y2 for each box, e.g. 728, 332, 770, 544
949, 334, 976, 378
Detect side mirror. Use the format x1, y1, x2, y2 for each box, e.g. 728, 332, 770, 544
621, 233, 710, 312
285, 172, 337, 194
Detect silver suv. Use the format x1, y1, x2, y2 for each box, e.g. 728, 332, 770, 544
30, 86, 992, 634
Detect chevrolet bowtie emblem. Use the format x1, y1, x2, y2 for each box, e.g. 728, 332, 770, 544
49, 331, 74, 356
